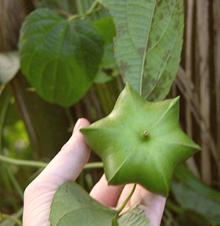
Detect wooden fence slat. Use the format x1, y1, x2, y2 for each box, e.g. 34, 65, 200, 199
185, 0, 194, 137
196, 0, 212, 184
213, 0, 220, 184
185, 0, 200, 177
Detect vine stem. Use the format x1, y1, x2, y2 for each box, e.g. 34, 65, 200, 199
0, 155, 47, 168
0, 154, 103, 170
68, 14, 80, 22
68, 0, 101, 21
75, 0, 84, 16
57, 9, 72, 18
0, 154, 137, 216
84, 0, 100, 17
117, 184, 137, 217
0, 212, 22, 226
6, 167, 23, 199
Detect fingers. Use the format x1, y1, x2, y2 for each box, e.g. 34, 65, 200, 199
140, 191, 166, 226
90, 175, 124, 207
116, 184, 141, 213
117, 185, 166, 226
23, 119, 91, 226
31, 118, 91, 189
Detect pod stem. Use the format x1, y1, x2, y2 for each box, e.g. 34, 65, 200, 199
117, 184, 137, 217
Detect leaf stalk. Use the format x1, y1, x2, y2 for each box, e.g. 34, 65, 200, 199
0, 154, 103, 170
117, 184, 137, 217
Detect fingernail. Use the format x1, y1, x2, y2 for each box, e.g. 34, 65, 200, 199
74, 118, 82, 132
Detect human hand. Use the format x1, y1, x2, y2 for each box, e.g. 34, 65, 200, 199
23, 118, 166, 226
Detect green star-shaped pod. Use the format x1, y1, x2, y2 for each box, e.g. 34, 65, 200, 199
81, 85, 200, 196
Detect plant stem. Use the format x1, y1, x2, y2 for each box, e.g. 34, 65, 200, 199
0, 85, 5, 94
75, 0, 84, 15
0, 212, 22, 226
6, 167, 23, 199
0, 88, 10, 151
68, 14, 80, 22
84, 0, 100, 17
84, 162, 104, 169
0, 154, 104, 170
57, 9, 72, 18
61, 0, 102, 21
117, 184, 137, 217
0, 154, 47, 168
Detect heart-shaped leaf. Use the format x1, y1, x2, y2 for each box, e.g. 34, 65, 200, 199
19, 9, 104, 106
50, 182, 117, 226
81, 85, 200, 196
98, 0, 184, 100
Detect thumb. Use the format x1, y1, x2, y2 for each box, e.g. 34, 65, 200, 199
23, 118, 91, 226
32, 118, 91, 188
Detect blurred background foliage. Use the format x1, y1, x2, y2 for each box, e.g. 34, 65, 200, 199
0, 0, 220, 225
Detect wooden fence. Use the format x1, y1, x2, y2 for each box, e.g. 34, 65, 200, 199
173, 0, 220, 188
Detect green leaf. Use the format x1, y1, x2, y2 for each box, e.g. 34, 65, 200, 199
172, 165, 220, 225
19, 9, 104, 106
95, 19, 116, 70
95, 70, 113, 84
118, 207, 149, 226
94, 17, 115, 45
50, 182, 117, 226
94, 17, 119, 83
81, 85, 200, 196
0, 52, 20, 84
98, 0, 184, 99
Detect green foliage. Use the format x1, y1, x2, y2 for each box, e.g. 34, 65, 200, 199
50, 182, 149, 226
3, 121, 30, 158
94, 17, 119, 83
50, 182, 117, 226
81, 85, 200, 196
19, 9, 104, 106
94, 17, 115, 45
173, 166, 220, 225
98, 0, 184, 100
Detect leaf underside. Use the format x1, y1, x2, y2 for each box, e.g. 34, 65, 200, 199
99, 0, 184, 100
50, 182, 150, 226
50, 182, 117, 226
118, 207, 149, 226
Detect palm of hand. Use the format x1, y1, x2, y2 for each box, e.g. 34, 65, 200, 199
23, 119, 166, 226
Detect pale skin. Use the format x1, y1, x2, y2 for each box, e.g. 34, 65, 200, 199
23, 118, 166, 226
